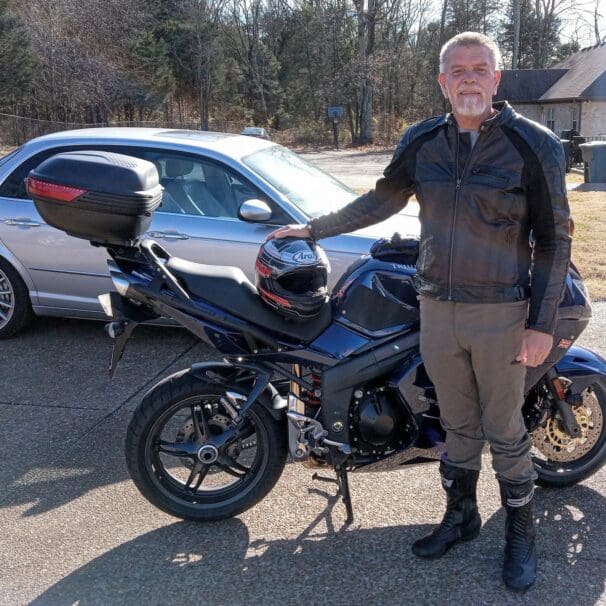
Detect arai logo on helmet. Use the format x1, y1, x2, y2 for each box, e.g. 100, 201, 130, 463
291, 250, 316, 263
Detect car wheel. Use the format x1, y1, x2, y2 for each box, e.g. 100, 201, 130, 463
0, 258, 33, 338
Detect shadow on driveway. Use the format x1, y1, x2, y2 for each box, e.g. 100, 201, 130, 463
30, 484, 606, 606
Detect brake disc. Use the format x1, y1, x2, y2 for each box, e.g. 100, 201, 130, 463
175, 411, 257, 469
532, 388, 603, 462
176, 413, 232, 469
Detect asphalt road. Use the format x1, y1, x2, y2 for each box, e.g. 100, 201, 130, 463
301, 149, 393, 190
1, 151, 605, 605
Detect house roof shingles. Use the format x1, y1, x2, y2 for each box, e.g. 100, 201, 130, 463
543, 42, 606, 100
494, 70, 567, 103
495, 42, 606, 103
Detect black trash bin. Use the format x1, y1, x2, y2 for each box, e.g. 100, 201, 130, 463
572, 135, 586, 164
560, 139, 572, 172
561, 128, 579, 140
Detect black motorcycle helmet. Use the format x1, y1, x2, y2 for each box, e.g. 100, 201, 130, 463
255, 238, 330, 320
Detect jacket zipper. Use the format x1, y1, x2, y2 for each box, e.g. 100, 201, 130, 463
447, 124, 484, 300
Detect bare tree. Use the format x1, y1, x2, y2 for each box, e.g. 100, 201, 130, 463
533, 0, 577, 66
226, 0, 271, 124
352, 0, 384, 144
594, 0, 604, 42
569, 0, 604, 44
16, 0, 156, 122
182, 0, 226, 130
512, 0, 521, 67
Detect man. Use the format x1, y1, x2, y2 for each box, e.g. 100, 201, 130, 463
268, 32, 570, 592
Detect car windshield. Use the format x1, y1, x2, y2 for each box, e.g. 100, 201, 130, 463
242, 145, 357, 218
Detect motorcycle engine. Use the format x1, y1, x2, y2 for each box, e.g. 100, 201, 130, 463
350, 387, 412, 454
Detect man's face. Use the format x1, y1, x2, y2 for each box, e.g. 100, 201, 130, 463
438, 44, 501, 120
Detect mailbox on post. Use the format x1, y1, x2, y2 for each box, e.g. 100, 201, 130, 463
327, 106, 345, 149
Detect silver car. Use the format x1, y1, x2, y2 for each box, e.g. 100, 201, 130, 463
0, 128, 419, 337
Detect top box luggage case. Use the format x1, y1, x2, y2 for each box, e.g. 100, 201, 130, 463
27, 150, 162, 246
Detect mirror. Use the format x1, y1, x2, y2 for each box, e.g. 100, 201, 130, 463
239, 199, 272, 222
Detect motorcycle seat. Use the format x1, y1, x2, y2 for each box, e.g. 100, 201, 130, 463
165, 256, 333, 342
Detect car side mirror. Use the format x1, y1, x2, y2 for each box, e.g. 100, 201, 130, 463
238, 199, 272, 222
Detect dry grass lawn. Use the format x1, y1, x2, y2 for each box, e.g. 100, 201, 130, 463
569, 189, 606, 300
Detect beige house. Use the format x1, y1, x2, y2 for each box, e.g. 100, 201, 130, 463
495, 42, 606, 137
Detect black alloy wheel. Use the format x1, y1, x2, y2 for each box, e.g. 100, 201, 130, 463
125, 369, 287, 521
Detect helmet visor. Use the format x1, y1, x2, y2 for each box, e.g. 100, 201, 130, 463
277, 267, 326, 294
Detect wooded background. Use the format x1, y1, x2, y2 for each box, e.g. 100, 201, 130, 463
0, 0, 603, 146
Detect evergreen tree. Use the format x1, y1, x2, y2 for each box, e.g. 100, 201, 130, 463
0, 0, 38, 111
500, 0, 568, 68
126, 29, 176, 118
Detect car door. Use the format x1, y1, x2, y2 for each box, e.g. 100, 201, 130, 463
0, 143, 293, 315
0, 145, 113, 313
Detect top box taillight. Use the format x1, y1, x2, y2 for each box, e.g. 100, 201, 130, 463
26, 176, 87, 203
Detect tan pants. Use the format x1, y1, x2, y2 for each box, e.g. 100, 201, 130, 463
419, 297, 537, 485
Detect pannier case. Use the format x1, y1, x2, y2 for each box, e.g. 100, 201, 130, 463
27, 151, 162, 246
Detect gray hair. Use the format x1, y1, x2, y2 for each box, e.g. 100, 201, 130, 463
439, 32, 502, 72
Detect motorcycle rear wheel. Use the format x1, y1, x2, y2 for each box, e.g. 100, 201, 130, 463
533, 380, 606, 487
125, 368, 288, 521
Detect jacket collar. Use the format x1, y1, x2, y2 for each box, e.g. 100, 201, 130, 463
446, 100, 514, 131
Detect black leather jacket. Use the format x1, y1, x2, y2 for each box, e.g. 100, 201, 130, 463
309, 102, 571, 334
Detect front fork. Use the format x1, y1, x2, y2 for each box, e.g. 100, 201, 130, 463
544, 367, 582, 438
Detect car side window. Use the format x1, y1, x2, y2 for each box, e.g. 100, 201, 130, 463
143, 151, 289, 224
0, 143, 290, 225
0, 149, 72, 199
0, 144, 121, 199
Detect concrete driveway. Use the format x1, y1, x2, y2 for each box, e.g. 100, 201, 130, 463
1, 150, 605, 605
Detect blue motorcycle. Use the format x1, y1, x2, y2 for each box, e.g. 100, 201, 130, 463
28, 151, 606, 523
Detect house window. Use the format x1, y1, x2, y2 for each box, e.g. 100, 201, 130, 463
571, 107, 578, 131
546, 108, 555, 132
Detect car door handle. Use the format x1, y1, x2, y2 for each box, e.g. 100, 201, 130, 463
148, 231, 190, 240
4, 219, 42, 227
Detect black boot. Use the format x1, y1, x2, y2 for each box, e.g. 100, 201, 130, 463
500, 481, 537, 592
412, 462, 481, 559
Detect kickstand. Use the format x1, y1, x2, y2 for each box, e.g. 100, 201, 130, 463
312, 465, 354, 525
336, 466, 354, 525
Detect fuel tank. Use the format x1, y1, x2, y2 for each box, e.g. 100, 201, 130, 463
331, 256, 419, 337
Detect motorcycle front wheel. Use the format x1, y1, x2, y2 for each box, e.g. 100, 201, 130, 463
125, 368, 288, 521
532, 379, 606, 487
